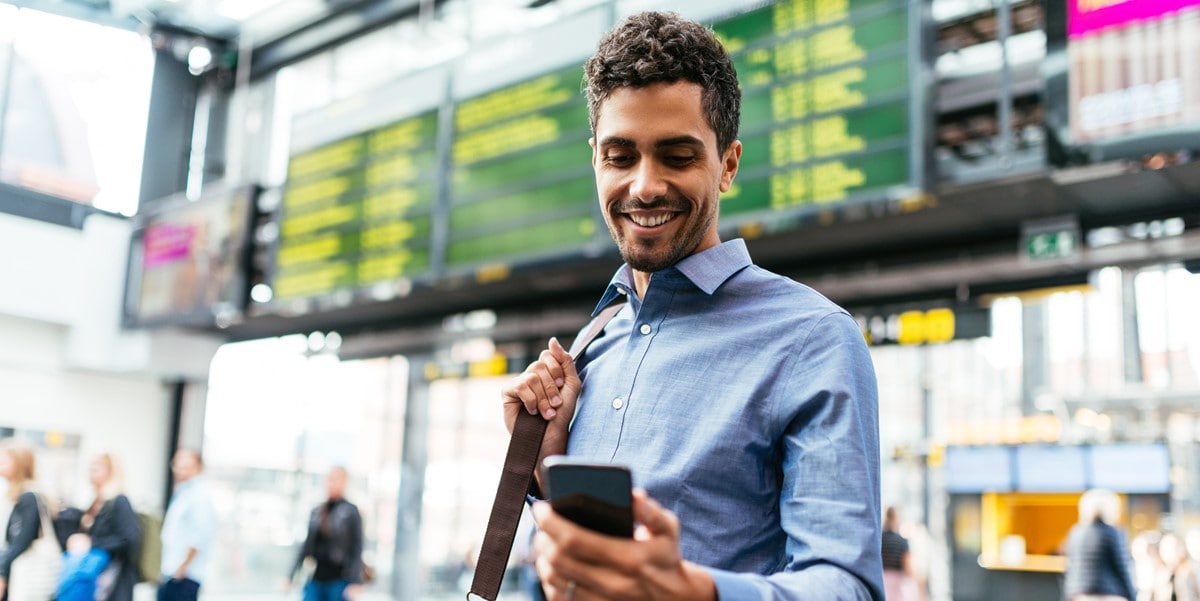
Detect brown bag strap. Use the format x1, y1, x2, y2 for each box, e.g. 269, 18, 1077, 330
468, 302, 626, 601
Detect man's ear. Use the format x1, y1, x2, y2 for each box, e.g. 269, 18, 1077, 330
589, 137, 598, 168
719, 140, 742, 192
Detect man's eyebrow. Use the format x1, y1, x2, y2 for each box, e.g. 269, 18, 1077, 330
596, 135, 705, 148
597, 136, 636, 148
655, 135, 705, 148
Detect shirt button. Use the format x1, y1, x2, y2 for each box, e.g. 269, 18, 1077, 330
618, 288, 628, 295
639, 324, 652, 335
612, 397, 624, 410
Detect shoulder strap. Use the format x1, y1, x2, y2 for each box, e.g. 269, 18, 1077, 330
31, 493, 57, 546
468, 302, 626, 601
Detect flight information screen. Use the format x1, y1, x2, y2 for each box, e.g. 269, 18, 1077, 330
447, 64, 598, 271
274, 110, 439, 302
712, 0, 913, 222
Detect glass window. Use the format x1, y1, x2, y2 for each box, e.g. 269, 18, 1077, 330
204, 336, 407, 595
0, 8, 151, 215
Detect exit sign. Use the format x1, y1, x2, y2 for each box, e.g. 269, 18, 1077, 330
1022, 216, 1081, 262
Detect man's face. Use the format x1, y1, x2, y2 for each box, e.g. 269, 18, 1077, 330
171, 451, 200, 484
590, 81, 741, 273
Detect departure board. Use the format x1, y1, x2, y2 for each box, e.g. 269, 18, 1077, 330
274, 110, 439, 302
447, 64, 598, 271
711, 0, 913, 219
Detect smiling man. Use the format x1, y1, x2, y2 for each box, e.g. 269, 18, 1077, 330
501, 11, 883, 601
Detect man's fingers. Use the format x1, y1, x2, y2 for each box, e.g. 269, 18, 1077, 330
549, 337, 581, 392
535, 350, 564, 410
534, 501, 638, 570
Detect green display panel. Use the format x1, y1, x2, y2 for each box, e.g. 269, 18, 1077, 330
274, 110, 439, 302
712, 0, 913, 220
448, 65, 597, 269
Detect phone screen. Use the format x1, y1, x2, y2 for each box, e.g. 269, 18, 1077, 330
542, 458, 634, 538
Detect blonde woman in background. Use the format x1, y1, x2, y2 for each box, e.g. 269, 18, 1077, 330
1064, 489, 1137, 601
77, 454, 141, 601
0, 440, 52, 600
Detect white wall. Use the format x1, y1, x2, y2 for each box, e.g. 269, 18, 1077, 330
0, 210, 224, 512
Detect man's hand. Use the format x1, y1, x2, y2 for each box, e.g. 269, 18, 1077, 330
533, 489, 716, 601
344, 583, 363, 599
501, 337, 581, 467
0, 575, 7, 599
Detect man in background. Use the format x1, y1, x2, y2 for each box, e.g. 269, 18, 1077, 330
158, 449, 217, 601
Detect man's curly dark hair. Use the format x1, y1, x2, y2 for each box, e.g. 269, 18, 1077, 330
584, 11, 741, 153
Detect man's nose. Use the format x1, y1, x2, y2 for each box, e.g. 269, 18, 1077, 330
629, 159, 668, 201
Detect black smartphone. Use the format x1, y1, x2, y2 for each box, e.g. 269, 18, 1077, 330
541, 456, 634, 538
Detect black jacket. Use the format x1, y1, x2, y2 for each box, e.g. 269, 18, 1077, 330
1064, 519, 1137, 601
292, 498, 364, 584
88, 495, 142, 601
0, 492, 41, 579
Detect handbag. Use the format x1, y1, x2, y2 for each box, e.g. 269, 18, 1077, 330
8, 493, 65, 601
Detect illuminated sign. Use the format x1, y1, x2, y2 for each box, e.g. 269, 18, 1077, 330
1068, 0, 1200, 143
447, 64, 598, 272
854, 304, 990, 346
274, 110, 439, 303
712, 0, 916, 222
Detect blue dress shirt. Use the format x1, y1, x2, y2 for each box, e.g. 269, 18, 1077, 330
161, 476, 218, 583
568, 239, 883, 601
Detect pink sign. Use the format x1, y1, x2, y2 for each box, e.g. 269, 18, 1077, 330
1069, 0, 1200, 38
143, 222, 196, 267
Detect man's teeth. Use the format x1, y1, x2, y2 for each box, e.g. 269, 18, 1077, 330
630, 214, 672, 227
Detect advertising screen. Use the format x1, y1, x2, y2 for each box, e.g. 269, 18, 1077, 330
128, 185, 255, 326
1068, 0, 1200, 143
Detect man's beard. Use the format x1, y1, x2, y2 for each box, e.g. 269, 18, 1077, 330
608, 197, 716, 272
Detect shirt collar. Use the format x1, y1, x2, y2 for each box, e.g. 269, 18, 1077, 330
592, 239, 752, 315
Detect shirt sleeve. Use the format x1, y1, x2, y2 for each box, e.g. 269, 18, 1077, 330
709, 312, 883, 601
181, 489, 219, 551
343, 505, 365, 584
0, 492, 43, 578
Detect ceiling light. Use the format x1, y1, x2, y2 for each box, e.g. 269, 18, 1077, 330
187, 44, 212, 75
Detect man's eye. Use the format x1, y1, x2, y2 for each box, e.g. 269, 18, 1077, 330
605, 155, 634, 166
667, 156, 696, 166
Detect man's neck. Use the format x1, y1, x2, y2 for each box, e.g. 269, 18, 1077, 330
632, 270, 652, 299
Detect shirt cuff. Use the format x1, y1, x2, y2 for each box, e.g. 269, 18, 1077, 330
708, 567, 763, 601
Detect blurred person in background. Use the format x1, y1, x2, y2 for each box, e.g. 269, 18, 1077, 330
1133, 531, 1164, 601
1064, 488, 1136, 601
0, 439, 59, 601
57, 532, 111, 601
77, 453, 141, 601
1154, 533, 1191, 601
881, 505, 918, 601
286, 467, 364, 601
158, 449, 216, 601
1180, 529, 1200, 601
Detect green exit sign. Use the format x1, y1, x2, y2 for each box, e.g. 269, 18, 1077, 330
1022, 216, 1081, 262
1026, 230, 1077, 260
